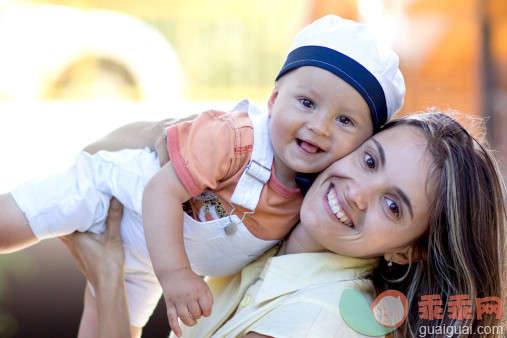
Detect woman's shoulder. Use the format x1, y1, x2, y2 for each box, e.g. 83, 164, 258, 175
289, 277, 375, 306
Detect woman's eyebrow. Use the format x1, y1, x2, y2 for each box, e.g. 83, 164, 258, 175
395, 187, 414, 220
371, 138, 385, 167
371, 137, 414, 220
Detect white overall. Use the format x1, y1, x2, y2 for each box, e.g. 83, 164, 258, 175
115, 99, 278, 277
10, 99, 278, 326
182, 99, 278, 277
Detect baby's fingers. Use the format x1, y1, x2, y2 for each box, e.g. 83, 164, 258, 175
177, 303, 197, 327
187, 301, 202, 321
199, 289, 213, 317
167, 306, 182, 337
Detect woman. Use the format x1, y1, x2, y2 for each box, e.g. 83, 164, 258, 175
63, 111, 506, 337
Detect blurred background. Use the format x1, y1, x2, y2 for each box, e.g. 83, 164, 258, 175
0, 0, 505, 336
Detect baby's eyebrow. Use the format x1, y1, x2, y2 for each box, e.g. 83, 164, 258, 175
296, 85, 321, 99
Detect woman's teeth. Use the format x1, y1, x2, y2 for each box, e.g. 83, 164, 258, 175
327, 188, 353, 227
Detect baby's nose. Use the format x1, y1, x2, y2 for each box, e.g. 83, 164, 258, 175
306, 116, 331, 137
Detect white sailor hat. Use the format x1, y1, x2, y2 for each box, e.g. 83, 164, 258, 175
276, 15, 405, 130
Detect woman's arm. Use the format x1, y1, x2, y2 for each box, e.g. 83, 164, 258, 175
83, 114, 197, 166
59, 198, 130, 338
83, 121, 166, 155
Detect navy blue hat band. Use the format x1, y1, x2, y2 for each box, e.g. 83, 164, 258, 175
275, 46, 387, 130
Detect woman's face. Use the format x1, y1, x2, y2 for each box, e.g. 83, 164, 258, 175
300, 125, 435, 261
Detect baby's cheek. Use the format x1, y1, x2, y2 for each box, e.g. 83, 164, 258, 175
329, 147, 350, 164
317, 155, 338, 173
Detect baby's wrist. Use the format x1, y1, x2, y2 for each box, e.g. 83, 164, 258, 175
157, 264, 189, 278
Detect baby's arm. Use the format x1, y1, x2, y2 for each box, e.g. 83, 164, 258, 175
143, 161, 213, 337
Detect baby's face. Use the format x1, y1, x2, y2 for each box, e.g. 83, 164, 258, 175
268, 66, 373, 184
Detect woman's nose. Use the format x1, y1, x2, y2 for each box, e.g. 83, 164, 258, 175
306, 114, 331, 138
346, 180, 369, 211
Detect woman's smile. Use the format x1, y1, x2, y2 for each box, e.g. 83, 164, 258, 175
326, 184, 354, 227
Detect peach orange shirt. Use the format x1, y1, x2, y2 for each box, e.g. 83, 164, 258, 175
166, 109, 302, 240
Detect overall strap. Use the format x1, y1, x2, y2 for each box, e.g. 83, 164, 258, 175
229, 99, 273, 211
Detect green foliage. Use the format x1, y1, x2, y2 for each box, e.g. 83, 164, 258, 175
147, 0, 310, 100
0, 253, 34, 337
0, 311, 18, 338
29, 0, 311, 100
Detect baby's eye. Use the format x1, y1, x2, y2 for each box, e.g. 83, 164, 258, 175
386, 198, 400, 217
364, 153, 375, 169
337, 116, 352, 125
300, 98, 314, 109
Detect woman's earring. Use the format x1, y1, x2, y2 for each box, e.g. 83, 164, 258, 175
387, 259, 393, 267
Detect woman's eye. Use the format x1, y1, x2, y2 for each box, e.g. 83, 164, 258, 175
386, 198, 400, 217
337, 116, 352, 125
364, 153, 375, 169
300, 98, 314, 109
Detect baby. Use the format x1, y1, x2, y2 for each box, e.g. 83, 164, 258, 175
0, 15, 404, 336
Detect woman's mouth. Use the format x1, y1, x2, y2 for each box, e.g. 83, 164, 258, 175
297, 138, 323, 154
327, 187, 354, 227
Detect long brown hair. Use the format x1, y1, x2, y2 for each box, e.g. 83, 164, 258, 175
371, 112, 506, 337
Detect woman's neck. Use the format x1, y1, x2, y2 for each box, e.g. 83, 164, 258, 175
277, 223, 328, 256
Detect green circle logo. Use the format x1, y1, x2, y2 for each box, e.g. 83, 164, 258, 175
339, 289, 408, 336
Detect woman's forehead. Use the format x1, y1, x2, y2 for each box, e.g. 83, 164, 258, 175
374, 125, 428, 155
375, 126, 435, 216
375, 126, 431, 174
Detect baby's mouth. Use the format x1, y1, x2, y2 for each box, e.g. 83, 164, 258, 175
327, 186, 354, 227
297, 139, 323, 154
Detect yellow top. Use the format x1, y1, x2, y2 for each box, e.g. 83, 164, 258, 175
172, 247, 379, 337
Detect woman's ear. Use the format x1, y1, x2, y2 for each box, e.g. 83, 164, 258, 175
385, 246, 427, 265
267, 87, 279, 117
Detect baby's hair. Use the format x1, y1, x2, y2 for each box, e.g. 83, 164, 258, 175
371, 110, 506, 337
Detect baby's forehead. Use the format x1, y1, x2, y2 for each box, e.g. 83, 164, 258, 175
280, 66, 372, 107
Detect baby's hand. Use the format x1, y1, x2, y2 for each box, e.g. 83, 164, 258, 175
161, 268, 213, 337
